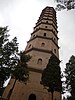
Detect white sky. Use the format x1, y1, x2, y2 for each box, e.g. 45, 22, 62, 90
0, 0, 75, 71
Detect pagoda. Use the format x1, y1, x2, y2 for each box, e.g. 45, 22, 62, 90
2, 6, 61, 100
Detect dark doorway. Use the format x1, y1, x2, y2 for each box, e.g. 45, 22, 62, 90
28, 94, 36, 100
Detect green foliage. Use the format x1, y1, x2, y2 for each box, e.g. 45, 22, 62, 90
0, 26, 11, 87
12, 51, 31, 82
0, 87, 5, 96
64, 55, 75, 100
55, 0, 75, 11
0, 26, 31, 88
7, 51, 31, 100
41, 55, 62, 92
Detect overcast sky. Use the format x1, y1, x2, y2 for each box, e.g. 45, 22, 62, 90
0, 0, 75, 71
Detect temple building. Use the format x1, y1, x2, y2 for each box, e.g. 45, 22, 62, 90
2, 6, 61, 100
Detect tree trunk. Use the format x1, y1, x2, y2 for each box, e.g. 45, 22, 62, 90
52, 92, 53, 100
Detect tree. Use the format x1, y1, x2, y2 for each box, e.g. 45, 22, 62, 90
0, 26, 19, 97
7, 51, 31, 100
12, 51, 31, 82
0, 26, 19, 88
55, 0, 75, 11
0, 26, 31, 97
41, 55, 62, 92
64, 55, 75, 100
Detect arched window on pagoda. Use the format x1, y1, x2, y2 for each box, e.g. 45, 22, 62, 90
37, 58, 42, 64
41, 43, 45, 47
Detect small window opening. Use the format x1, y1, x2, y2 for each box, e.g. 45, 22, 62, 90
37, 58, 42, 64
45, 26, 47, 28
28, 44, 31, 48
33, 35, 35, 37
54, 49, 56, 53
41, 43, 45, 47
54, 38, 56, 41
44, 33, 46, 36
46, 21, 48, 23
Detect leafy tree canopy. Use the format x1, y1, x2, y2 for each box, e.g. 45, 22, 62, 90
64, 55, 75, 100
0, 26, 17, 88
12, 51, 31, 82
55, 0, 75, 11
41, 55, 62, 92
0, 26, 31, 88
